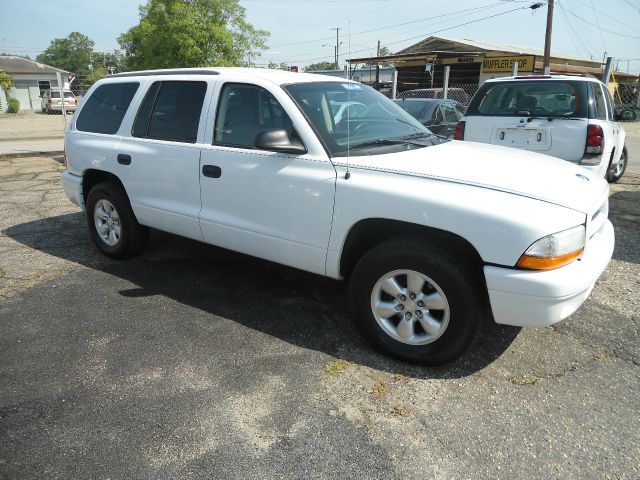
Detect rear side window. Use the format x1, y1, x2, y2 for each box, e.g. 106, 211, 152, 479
133, 81, 207, 143
467, 81, 588, 118
76, 83, 139, 134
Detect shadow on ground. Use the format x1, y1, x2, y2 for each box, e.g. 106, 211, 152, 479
609, 188, 639, 265
3, 212, 521, 378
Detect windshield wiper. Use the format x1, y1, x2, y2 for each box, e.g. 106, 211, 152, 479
350, 137, 430, 150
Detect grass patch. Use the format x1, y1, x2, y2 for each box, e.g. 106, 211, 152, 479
390, 404, 412, 417
368, 372, 391, 398
593, 350, 608, 361
507, 373, 538, 386
324, 359, 350, 376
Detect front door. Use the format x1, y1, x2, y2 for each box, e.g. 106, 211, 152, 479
198, 82, 336, 275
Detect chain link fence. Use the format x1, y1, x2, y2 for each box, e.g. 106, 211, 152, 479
396, 84, 479, 107
611, 81, 639, 110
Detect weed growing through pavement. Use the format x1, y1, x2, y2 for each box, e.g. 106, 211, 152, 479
507, 373, 538, 385
324, 359, 350, 375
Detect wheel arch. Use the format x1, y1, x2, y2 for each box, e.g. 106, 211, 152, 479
82, 169, 126, 202
339, 218, 485, 280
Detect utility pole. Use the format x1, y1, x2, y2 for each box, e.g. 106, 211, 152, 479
375, 40, 381, 87
331, 27, 341, 70
543, 0, 554, 75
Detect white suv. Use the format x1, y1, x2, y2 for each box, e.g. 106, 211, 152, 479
61, 68, 614, 365
456, 75, 636, 182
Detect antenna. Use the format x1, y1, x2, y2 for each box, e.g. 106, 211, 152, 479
345, 20, 351, 180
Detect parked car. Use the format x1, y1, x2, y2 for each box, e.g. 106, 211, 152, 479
393, 98, 465, 137
399, 87, 470, 106
41, 89, 77, 114
457, 75, 637, 183
61, 69, 614, 365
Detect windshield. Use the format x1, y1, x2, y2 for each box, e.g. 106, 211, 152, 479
284, 82, 431, 157
467, 80, 588, 118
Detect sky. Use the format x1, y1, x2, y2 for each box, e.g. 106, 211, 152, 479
1, 0, 639, 73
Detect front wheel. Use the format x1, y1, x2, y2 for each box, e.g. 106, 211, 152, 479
606, 146, 628, 183
349, 238, 485, 365
86, 181, 148, 259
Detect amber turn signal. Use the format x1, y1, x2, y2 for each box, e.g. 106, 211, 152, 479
517, 247, 584, 270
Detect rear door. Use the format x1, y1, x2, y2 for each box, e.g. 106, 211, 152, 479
464, 80, 588, 162
116, 79, 212, 241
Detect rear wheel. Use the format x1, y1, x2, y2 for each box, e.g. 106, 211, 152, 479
349, 237, 485, 365
86, 181, 148, 259
606, 146, 627, 183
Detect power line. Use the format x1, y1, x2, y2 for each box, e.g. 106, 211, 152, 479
559, 3, 640, 38
266, 1, 511, 49
282, 3, 535, 65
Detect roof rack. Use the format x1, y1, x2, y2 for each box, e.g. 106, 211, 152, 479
109, 69, 220, 78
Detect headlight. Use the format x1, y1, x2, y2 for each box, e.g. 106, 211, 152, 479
516, 225, 585, 270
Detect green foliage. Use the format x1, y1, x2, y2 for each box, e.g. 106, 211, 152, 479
363, 46, 393, 67
36, 32, 95, 78
306, 61, 337, 72
267, 61, 289, 70
0, 72, 14, 92
7, 97, 20, 113
118, 0, 269, 70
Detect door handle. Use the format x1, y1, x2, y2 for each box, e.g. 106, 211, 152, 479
202, 165, 222, 178
117, 154, 131, 165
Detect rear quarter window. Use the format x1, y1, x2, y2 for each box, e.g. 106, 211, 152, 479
76, 82, 140, 134
466, 81, 588, 118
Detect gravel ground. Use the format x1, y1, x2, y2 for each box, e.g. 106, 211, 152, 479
0, 156, 638, 479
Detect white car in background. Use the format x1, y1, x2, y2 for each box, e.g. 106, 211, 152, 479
41, 89, 78, 114
456, 75, 636, 183
61, 68, 614, 365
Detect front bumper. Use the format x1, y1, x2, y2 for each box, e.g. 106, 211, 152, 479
484, 219, 614, 327
61, 171, 84, 210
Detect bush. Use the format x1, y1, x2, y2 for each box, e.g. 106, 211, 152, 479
0, 72, 14, 92
7, 97, 20, 113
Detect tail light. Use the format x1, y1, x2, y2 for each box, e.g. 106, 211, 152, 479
585, 125, 604, 155
48, 99, 52, 105
453, 120, 466, 140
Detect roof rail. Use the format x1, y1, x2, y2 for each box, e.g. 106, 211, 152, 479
109, 69, 220, 78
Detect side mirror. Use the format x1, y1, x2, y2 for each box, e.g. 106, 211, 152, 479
254, 129, 307, 154
616, 109, 637, 122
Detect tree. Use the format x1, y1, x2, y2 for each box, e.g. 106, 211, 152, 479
306, 61, 337, 72
268, 61, 289, 70
0, 72, 14, 92
118, 0, 269, 70
363, 46, 393, 67
36, 32, 94, 77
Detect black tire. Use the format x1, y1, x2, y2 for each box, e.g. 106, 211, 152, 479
348, 237, 485, 365
85, 181, 148, 259
606, 146, 628, 183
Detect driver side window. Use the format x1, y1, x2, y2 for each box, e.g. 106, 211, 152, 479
214, 83, 294, 148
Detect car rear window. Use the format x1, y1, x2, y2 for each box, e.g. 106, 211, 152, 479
466, 80, 588, 118
49, 91, 75, 98
133, 80, 207, 143
394, 100, 429, 118
76, 83, 139, 134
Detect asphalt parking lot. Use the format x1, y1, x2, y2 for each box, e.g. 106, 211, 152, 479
1, 155, 639, 479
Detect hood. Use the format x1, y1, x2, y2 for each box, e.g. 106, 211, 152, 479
338, 140, 607, 214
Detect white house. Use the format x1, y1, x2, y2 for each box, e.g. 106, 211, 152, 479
0, 56, 72, 111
